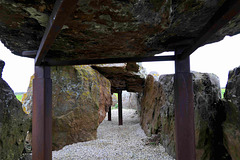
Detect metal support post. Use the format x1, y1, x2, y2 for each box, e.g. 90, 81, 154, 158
118, 90, 123, 125
174, 50, 196, 160
108, 106, 111, 121
32, 66, 52, 160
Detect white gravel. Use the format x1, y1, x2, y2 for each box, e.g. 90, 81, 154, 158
52, 109, 174, 160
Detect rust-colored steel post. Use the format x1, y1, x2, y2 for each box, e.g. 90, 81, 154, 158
174, 50, 196, 160
32, 66, 52, 160
108, 106, 112, 121
118, 90, 123, 125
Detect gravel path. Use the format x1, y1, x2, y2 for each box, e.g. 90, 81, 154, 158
52, 109, 174, 160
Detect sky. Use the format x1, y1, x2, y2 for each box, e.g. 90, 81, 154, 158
142, 34, 240, 88
0, 43, 34, 93
0, 34, 239, 92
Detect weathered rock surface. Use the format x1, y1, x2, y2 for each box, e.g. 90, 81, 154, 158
0, 60, 30, 160
92, 63, 146, 93
140, 72, 231, 159
22, 65, 112, 150
149, 71, 160, 80
1, 1, 240, 61
111, 93, 118, 108
122, 91, 139, 110
223, 66, 240, 160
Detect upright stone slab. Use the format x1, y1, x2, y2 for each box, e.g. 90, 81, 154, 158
223, 66, 240, 160
22, 65, 112, 150
0, 60, 31, 160
140, 72, 229, 159
122, 91, 139, 110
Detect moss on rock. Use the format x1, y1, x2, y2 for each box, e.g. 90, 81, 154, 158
22, 65, 112, 151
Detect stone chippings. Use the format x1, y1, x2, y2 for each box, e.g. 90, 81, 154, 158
52, 109, 174, 160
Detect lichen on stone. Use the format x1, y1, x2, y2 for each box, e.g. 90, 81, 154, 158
24, 7, 49, 27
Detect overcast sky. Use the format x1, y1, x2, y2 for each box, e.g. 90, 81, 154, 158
0, 34, 239, 92
143, 34, 240, 88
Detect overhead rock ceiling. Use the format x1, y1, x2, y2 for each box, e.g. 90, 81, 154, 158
0, 0, 240, 61
91, 62, 146, 93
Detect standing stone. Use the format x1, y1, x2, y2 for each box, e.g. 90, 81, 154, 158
140, 72, 230, 159
111, 93, 118, 108
22, 65, 112, 150
149, 71, 160, 80
223, 66, 240, 160
0, 60, 31, 160
122, 91, 139, 110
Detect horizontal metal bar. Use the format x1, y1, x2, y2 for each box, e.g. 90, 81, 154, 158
35, 0, 78, 66
178, 0, 240, 60
44, 55, 176, 66
22, 50, 37, 58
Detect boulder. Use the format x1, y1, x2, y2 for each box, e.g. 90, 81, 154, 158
223, 66, 240, 160
140, 72, 230, 159
0, 1, 240, 61
0, 60, 31, 160
92, 63, 146, 93
22, 65, 112, 150
149, 71, 160, 81
111, 93, 118, 108
122, 91, 139, 110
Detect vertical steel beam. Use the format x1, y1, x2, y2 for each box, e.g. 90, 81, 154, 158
32, 66, 52, 160
118, 90, 123, 125
108, 106, 112, 121
174, 50, 196, 160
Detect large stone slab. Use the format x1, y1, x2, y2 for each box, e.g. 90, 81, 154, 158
122, 91, 139, 110
0, 60, 31, 160
140, 72, 231, 159
0, 1, 240, 61
22, 65, 112, 150
92, 63, 146, 93
223, 66, 240, 160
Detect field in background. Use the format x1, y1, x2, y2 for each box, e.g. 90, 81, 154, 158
15, 93, 24, 102
14, 89, 226, 103
221, 88, 225, 99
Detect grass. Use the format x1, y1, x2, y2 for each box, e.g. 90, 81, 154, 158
112, 103, 118, 109
114, 93, 118, 99
221, 88, 225, 99
16, 94, 23, 102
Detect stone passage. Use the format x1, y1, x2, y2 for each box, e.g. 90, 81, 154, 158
52, 109, 174, 160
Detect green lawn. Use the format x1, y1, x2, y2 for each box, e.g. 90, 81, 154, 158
16, 94, 23, 102
221, 88, 225, 99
